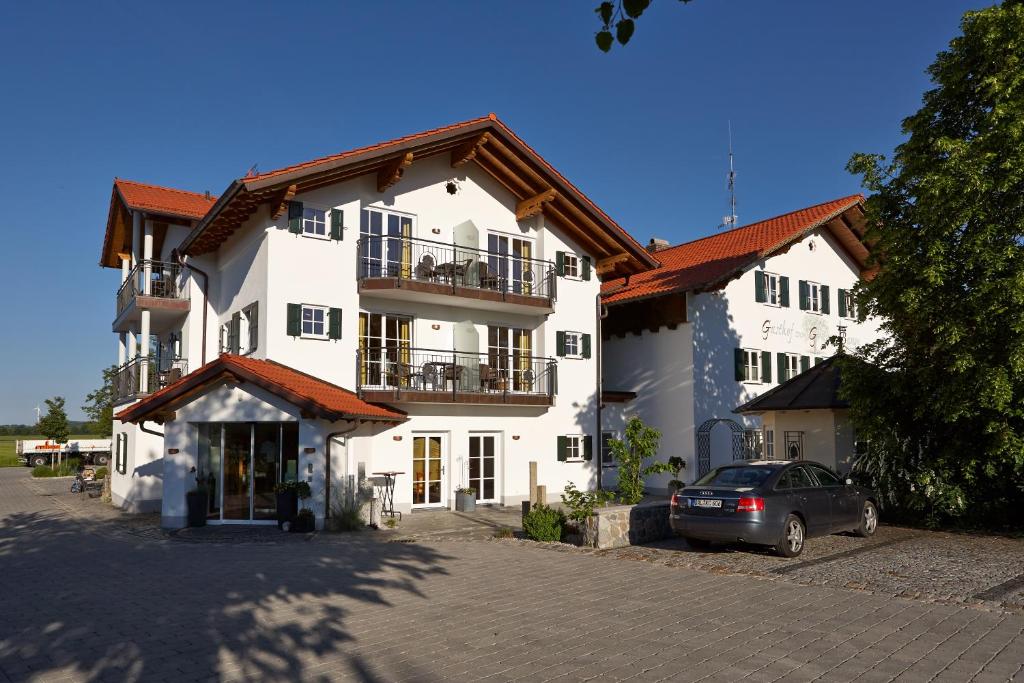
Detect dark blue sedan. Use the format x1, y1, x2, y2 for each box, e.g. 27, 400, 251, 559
670, 460, 879, 557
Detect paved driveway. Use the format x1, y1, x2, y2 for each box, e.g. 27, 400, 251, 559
0, 468, 1022, 682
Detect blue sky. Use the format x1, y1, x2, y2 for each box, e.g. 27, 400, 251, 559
0, 0, 987, 423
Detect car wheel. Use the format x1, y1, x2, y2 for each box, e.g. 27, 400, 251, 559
854, 501, 878, 537
775, 515, 805, 558
685, 537, 713, 550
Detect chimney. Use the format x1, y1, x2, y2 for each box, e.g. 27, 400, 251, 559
647, 237, 670, 253
205, 191, 211, 200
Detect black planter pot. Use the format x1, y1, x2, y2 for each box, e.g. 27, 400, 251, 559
276, 491, 298, 528
186, 490, 209, 527
290, 513, 315, 533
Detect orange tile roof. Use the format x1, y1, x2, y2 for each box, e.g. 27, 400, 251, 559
115, 355, 406, 424
115, 179, 217, 220
602, 195, 864, 305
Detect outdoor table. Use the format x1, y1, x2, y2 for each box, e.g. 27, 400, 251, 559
371, 471, 404, 521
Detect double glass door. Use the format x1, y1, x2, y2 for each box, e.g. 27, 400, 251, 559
197, 422, 299, 522
359, 312, 412, 388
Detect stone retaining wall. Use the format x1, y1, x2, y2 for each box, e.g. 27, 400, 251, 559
592, 500, 672, 549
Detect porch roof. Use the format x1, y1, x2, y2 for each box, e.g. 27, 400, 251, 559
734, 355, 848, 414
115, 355, 407, 425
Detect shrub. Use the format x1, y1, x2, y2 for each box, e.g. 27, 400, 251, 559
611, 417, 669, 504
274, 481, 312, 499
32, 465, 55, 477
95, 467, 109, 480
560, 482, 613, 523
522, 504, 566, 542
328, 496, 366, 532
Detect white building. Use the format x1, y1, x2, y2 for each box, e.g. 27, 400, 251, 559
100, 114, 658, 528
601, 196, 881, 489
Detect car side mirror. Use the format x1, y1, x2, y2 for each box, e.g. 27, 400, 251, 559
845, 478, 853, 485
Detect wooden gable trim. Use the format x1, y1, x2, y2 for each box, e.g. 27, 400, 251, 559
269, 184, 297, 219
450, 133, 491, 167
377, 152, 414, 192
515, 189, 557, 221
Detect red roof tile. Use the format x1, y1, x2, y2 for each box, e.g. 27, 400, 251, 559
115, 355, 406, 424
601, 195, 864, 305
115, 179, 217, 220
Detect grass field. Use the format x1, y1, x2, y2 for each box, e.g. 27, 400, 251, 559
0, 435, 95, 468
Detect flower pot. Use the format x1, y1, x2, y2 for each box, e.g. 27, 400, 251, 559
186, 490, 208, 527
290, 513, 315, 533
276, 490, 298, 528
455, 491, 476, 512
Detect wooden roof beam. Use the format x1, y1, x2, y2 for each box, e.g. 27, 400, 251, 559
269, 184, 297, 219
596, 253, 630, 276
377, 152, 414, 192
515, 189, 557, 221
474, 147, 535, 199
450, 133, 491, 167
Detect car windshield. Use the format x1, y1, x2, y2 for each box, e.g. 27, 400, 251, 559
694, 466, 776, 488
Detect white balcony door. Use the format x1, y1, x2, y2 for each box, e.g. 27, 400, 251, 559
468, 433, 499, 503
487, 233, 534, 295
359, 312, 412, 388
412, 434, 446, 508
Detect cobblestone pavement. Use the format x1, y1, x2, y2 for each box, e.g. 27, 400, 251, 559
1, 468, 1022, 682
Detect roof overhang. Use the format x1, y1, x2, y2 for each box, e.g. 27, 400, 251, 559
178, 115, 658, 279
99, 181, 210, 268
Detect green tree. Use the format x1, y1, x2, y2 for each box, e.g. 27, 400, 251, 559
610, 416, 670, 504
37, 397, 70, 445
82, 366, 117, 437
594, 0, 694, 52
843, 1, 1024, 527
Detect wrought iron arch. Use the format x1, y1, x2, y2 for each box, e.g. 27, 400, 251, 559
695, 418, 746, 478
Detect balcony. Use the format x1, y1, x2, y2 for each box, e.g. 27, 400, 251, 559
357, 347, 556, 406
113, 260, 190, 333
113, 356, 189, 405
356, 236, 556, 314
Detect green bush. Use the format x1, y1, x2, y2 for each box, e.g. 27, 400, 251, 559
32, 465, 55, 477
95, 467, 108, 480
560, 482, 613, 523
522, 504, 566, 542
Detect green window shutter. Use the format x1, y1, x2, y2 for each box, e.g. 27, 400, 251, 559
821, 285, 830, 314
328, 308, 342, 340
556, 331, 566, 357
761, 351, 772, 383
286, 303, 301, 337
777, 353, 787, 383
780, 277, 790, 307
330, 209, 344, 240
229, 312, 241, 354
798, 280, 809, 311
287, 201, 304, 234
582, 256, 592, 281
754, 272, 766, 303
800, 355, 810, 373
557, 435, 568, 462
581, 334, 592, 359
734, 348, 745, 381
838, 288, 847, 317
814, 356, 823, 366
555, 251, 565, 277
583, 435, 593, 461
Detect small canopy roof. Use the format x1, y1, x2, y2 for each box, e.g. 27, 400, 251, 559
115, 355, 406, 425
734, 355, 848, 414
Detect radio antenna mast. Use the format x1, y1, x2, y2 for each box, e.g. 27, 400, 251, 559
720, 121, 738, 229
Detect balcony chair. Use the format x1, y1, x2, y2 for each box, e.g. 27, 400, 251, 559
476, 261, 502, 290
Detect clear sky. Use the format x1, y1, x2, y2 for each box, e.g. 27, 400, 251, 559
0, 0, 988, 423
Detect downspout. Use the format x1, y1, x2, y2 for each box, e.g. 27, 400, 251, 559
172, 249, 210, 366
324, 420, 361, 521
139, 421, 163, 437
597, 292, 606, 490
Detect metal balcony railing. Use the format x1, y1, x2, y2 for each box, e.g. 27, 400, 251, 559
116, 260, 188, 317
356, 236, 556, 301
113, 356, 188, 403
356, 347, 556, 401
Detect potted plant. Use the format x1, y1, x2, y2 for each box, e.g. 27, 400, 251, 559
455, 486, 476, 512
667, 456, 686, 492
186, 466, 209, 527
274, 481, 312, 529
291, 507, 316, 533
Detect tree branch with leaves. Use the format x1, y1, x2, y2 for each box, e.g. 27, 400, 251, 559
594, 0, 694, 52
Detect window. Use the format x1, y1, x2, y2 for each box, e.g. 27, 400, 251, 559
564, 435, 583, 462
487, 233, 535, 294
557, 331, 591, 360
756, 272, 789, 306
777, 465, 816, 490
220, 313, 242, 354
488, 326, 533, 391
694, 465, 775, 488
780, 353, 800, 382
808, 282, 821, 312
601, 431, 617, 467
799, 280, 830, 314
303, 207, 327, 237
742, 349, 760, 383
562, 253, 579, 278
359, 312, 412, 387
839, 288, 857, 319
743, 429, 763, 459
564, 332, 581, 358
114, 433, 128, 475
242, 302, 258, 354
360, 208, 413, 278
784, 431, 804, 460
301, 305, 327, 338
764, 429, 775, 459
765, 273, 779, 305
809, 464, 842, 487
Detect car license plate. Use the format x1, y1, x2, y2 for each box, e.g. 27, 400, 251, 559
695, 498, 722, 508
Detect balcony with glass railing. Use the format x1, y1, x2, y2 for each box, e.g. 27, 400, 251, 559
356, 236, 556, 312
113, 356, 189, 405
113, 260, 190, 332
356, 347, 556, 406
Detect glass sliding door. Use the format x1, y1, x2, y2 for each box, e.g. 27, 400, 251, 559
222, 423, 252, 521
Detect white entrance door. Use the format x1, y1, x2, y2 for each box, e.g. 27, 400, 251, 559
468, 434, 499, 503
412, 434, 446, 508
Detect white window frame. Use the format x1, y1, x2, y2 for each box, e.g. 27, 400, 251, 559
241, 302, 258, 355
784, 353, 800, 382
302, 206, 328, 239
563, 253, 580, 279
743, 429, 764, 460
842, 290, 857, 319
563, 331, 583, 359
742, 348, 761, 383
564, 434, 584, 462
600, 430, 617, 468
301, 304, 329, 339
763, 272, 780, 306
807, 281, 822, 314
764, 429, 775, 459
